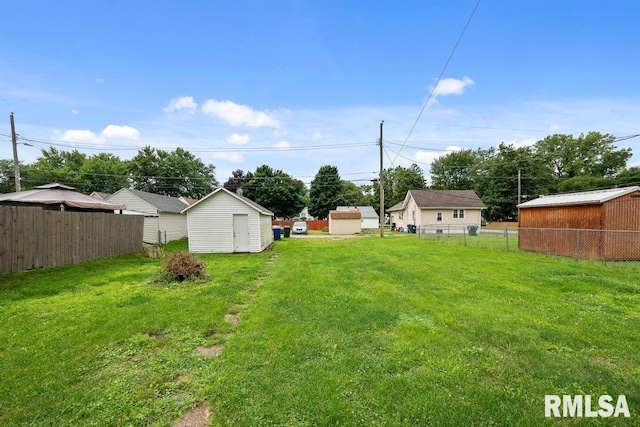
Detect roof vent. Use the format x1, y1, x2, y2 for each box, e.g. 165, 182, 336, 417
236, 188, 243, 196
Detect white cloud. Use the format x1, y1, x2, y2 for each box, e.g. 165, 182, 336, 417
226, 133, 250, 145
163, 96, 198, 114
274, 140, 291, 149
101, 125, 140, 140
211, 152, 244, 163
432, 76, 474, 97
95, 76, 105, 83
201, 99, 280, 127
60, 129, 104, 144
71, 109, 79, 115
312, 132, 322, 140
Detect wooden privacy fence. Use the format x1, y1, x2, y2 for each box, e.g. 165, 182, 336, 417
0, 206, 144, 274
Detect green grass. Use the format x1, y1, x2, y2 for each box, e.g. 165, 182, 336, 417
1, 236, 639, 425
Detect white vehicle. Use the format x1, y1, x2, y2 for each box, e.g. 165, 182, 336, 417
292, 221, 308, 234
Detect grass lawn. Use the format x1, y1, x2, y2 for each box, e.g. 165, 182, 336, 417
1, 236, 639, 425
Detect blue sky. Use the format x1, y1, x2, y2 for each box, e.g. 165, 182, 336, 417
1, 0, 639, 187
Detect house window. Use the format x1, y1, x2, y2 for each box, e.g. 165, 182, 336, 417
453, 209, 465, 219
412, 210, 415, 222
399, 212, 403, 219
437, 212, 442, 222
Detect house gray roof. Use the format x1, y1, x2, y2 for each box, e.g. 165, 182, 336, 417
409, 189, 486, 209
387, 201, 404, 212
182, 187, 274, 216
336, 205, 379, 219
517, 186, 640, 208
126, 188, 189, 213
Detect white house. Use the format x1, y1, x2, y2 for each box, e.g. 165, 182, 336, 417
182, 187, 274, 253
107, 188, 189, 244
337, 206, 379, 229
388, 189, 486, 234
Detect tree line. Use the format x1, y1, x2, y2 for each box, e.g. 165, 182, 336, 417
2, 131, 636, 221
429, 132, 638, 220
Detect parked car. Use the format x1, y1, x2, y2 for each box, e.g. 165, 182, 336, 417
292, 221, 308, 234
481, 217, 487, 227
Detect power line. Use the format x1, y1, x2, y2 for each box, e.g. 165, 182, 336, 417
392, 0, 481, 165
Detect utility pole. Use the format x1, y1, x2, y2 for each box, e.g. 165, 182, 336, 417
517, 168, 521, 205
379, 121, 384, 237
10, 112, 21, 192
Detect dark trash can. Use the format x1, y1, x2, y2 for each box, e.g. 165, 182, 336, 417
408, 224, 417, 234
467, 225, 478, 236
272, 226, 281, 240
283, 226, 291, 238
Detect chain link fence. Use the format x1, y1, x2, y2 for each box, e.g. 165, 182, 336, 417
416, 225, 640, 261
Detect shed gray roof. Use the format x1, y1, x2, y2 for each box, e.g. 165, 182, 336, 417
182, 187, 274, 216
122, 188, 189, 213
409, 189, 486, 209
517, 186, 640, 208
336, 205, 379, 219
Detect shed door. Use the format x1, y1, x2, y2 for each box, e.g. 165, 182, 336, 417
233, 214, 250, 252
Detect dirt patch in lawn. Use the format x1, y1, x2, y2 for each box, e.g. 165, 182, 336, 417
173, 403, 209, 427
196, 344, 223, 357
224, 314, 239, 324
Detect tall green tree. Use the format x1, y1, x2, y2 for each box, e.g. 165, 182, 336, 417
309, 165, 346, 219
79, 153, 129, 194
340, 180, 367, 206
128, 146, 217, 198
24, 148, 87, 189
223, 169, 246, 193
242, 165, 306, 218
476, 143, 554, 221
430, 149, 482, 190
535, 132, 631, 179
372, 164, 427, 212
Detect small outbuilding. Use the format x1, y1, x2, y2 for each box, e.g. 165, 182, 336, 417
329, 209, 362, 235
337, 206, 379, 230
518, 186, 640, 260
181, 187, 274, 253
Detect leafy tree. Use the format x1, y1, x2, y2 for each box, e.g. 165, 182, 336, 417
223, 169, 246, 193
309, 165, 346, 219
535, 132, 631, 179
0, 159, 20, 193
371, 164, 427, 212
430, 149, 482, 190
128, 146, 217, 198
613, 167, 640, 187
78, 153, 129, 194
476, 143, 554, 221
242, 165, 306, 218
340, 180, 367, 206
557, 176, 613, 193
24, 148, 87, 189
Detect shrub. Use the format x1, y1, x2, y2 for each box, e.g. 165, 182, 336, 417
161, 251, 208, 282
321, 226, 329, 232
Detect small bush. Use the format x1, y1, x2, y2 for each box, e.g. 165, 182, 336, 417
321, 226, 329, 232
161, 251, 208, 282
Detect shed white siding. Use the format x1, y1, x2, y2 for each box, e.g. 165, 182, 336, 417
186, 190, 272, 253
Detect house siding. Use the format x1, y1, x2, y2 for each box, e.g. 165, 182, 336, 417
158, 212, 188, 242
186, 191, 272, 253
108, 189, 188, 244
108, 189, 157, 214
